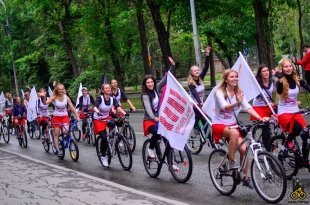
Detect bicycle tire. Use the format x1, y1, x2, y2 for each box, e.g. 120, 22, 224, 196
35, 124, 41, 139
142, 138, 162, 178
168, 145, 193, 183
123, 124, 136, 153
42, 132, 50, 152
251, 151, 287, 204
69, 138, 79, 162
187, 129, 203, 155
49, 129, 57, 155
116, 134, 132, 171
22, 130, 28, 148
73, 128, 81, 142
252, 126, 263, 146
267, 135, 298, 179
95, 135, 112, 167
208, 149, 237, 195
2, 123, 10, 143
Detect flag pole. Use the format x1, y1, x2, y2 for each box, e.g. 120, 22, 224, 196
168, 72, 212, 125
238, 52, 276, 115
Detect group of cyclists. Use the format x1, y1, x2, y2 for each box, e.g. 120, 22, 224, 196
0, 45, 309, 204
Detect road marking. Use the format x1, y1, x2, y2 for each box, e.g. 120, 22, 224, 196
0, 148, 188, 205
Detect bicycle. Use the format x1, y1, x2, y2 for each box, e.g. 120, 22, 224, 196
208, 120, 287, 204
53, 120, 79, 162
187, 120, 217, 154
267, 108, 310, 179
81, 111, 96, 146
0, 116, 10, 143
70, 116, 81, 141
15, 116, 28, 148
117, 112, 136, 153
29, 119, 41, 139
95, 116, 132, 171
142, 134, 193, 183
4, 109, 13, 135
41, 116, 55, 153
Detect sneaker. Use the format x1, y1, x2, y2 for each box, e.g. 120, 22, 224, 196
101, 156, 109, 167
147, 148, 155, 158
243, 177, 254, 189
228, 160, 240, 170
82, 134, 86, 141
172, 165, 179, 172
57, 150, 63, 157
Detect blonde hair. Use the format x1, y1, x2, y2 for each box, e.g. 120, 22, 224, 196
53, 83, 65, 99
218, 69, 240, 100
187, 65, 203, 86
277, 58, 299, 100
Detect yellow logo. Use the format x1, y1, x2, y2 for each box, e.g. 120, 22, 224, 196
290, 178, 307, 201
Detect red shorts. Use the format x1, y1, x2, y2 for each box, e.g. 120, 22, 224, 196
250, 106, 272, 121
38, 117, 49, 126
13, 117, 26, 126
94, 119, 109, 135
52, 115, 69, 128
5, 109, 12, 116
278, 113, 307, 134
78, 111, 88, 119
143, 120, 156, 136
212, 123, 242, 144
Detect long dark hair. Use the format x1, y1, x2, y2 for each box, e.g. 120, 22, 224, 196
142, 75, 157, 94
256, 64, 272, 87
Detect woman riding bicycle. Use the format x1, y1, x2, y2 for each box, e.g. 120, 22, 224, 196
276, 58, 310, 168
110, 79, 136, 112
39, 83, 79, 157
93, 83, 126, 167
12, 96, 27, 129
212, 69, 268, 189
76, 87, 95, 141
250, 64, 276, 147
37, 88, 51, 138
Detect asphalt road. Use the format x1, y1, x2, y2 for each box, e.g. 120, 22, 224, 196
0, 113, 309, 205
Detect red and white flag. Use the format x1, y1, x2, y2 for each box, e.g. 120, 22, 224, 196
157, 72, 195, 151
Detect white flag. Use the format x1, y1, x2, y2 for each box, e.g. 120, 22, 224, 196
157, 72, 195, 151
202, 53, 264, 120
75, 83, 83, 111
21, 89, 25, 97
27, 87, 38, 122
0, 91, 5, 111
48, 86, 53, 97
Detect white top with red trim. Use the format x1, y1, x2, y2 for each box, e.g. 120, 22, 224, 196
277, 86, 299, 115
53, 96, 68, 117
38, 98, 50, 117
213, 89, 251, 125
253, 83, 274, 106
93, 96, 113, 120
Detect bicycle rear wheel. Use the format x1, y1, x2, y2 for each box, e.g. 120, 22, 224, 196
142, 138, 162, 178
95, 135, 112, 167
2, 123, 10, 143
168, 145, 193, 183
251, 151, 287, 204
267, 135, 298, 179
116, 135, 132, 171
187, 128, 203, 155
22, 130, 28, 148
69, 138, 79, 162
123, 124, 136, 153
73, 127, 81, 142
208, 149, 237, 195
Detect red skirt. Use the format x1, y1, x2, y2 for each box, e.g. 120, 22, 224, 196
13, 117, 26, 126
78, 110, 88, 119
5, 109, 12, 116
212, 123, 242, 144
52, 115, 69, 128
38, 117, 49, 126
250, 106, 273, 121
278, 113, 307, 134
94, 119, 108, 135
143, 120, 156, 136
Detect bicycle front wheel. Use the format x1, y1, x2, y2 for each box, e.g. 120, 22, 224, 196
208, 149, 237, 195
123, 124, 136, 153
22, 130, 28, 148
187, 128, 203, 155
116, 135, 132, 171
2, 123, 10, 143
42, 132, 50, 152
267, 135, 298, 179
69, 138, 79, 162
168, 145, 193, 183
251, 151, 287, 204
142, 138, 162, 178
95, 135, 112, 167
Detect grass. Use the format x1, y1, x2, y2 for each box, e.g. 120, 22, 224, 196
122, 92, 310, 110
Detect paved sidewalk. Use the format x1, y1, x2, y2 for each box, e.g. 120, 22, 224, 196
0, 149, 187, 205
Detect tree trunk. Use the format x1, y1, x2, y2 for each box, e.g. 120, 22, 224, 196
266, 0, 275, 68
253, 0, 269, 66
98, 0, 123, 89
208, 38, 216, 87
57, 20, 79, 77
147, 0, 172, 72
136, 0, 152, 75
297, 0, 304, 58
